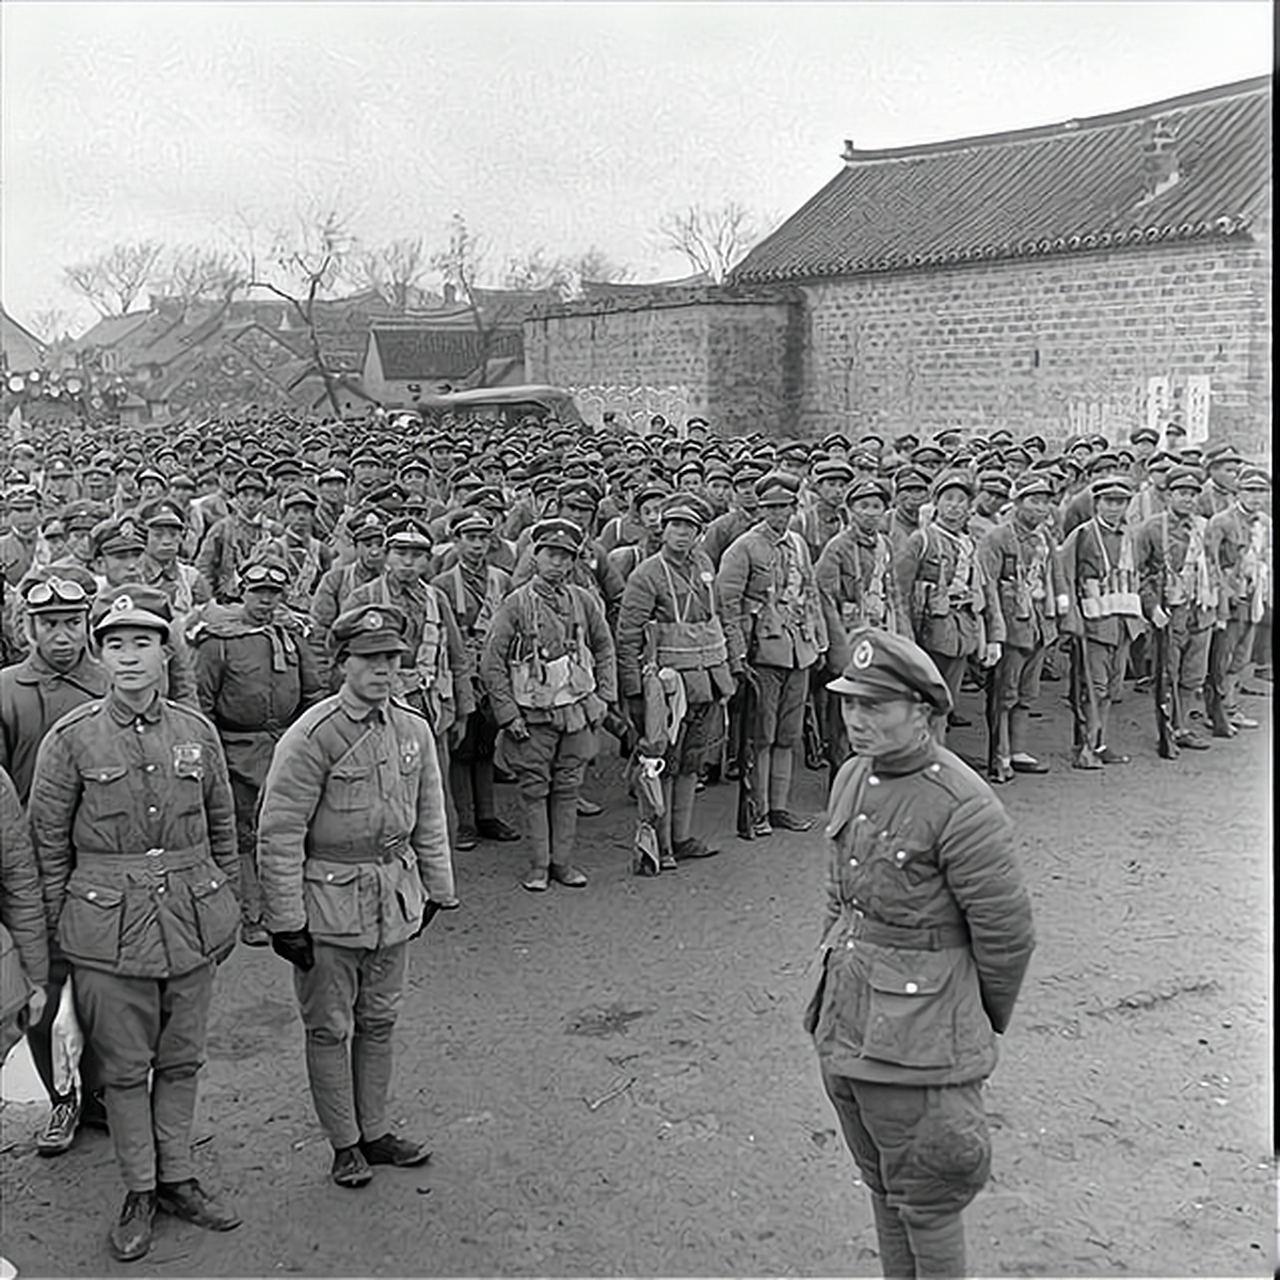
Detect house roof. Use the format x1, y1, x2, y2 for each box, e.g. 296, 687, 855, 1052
369, 325, 522, 380
732, 76, 1271, 284
0, 304, 46, 370
72, 312, 152, 350
581, 272, 711, 300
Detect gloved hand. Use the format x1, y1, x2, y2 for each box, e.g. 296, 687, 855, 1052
271, 928, 315, 971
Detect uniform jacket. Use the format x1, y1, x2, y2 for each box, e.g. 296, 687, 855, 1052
510, 537, 625, 627
702, 509, 759, 569
140, 555, 212, 617
0, 530, 37, 588
790, 502, 846, 564
195, 510, 284, 602
432, 561, 512, 700
1057, 518, 1147, 645
1134, 511, 1217, 626
30, 692, 238, 979
0, 650, 110, 804
896, 522, 991, 658
815, 527, 908, 673
977, 519, 1061, 652
616, 549, 731, 703
1, 766, 49, 988
717, 523, 828, 671
1206, 503, 1271, 622
191, 605, 325, 787
481, 579, 618, 730
808, 739, 1035, 1085
257, 687, 457, 948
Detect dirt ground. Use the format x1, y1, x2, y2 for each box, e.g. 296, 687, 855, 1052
0, 674, 1272, 1279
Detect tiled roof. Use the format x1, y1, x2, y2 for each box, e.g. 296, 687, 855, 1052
72, 312, 152, 349
732, 76, 1271, 284
371, 326, 522, 380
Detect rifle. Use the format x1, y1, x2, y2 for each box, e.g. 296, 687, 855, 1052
734, 672, 760, 840
1153, 521, 1179, 759
984, 661, 1001, 778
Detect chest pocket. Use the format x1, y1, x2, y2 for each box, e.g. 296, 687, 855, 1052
78, 765, 131, 817
325, 764, 374, 812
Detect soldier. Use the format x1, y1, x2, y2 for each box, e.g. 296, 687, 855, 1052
1195, 445, 1243, 519
793, 458, 852, 563
1058, 475, 1147, 768
1204, 467, 1271, 736
616, 496, 733, 868
190, 556, 324, 946
273, 486, 333, 614
195, 468, 283, 603
257, 603, 458, 1190
884, 466, 930, 562
0, 569, 110, 1156
717, 472, 828, 835
1, 485, 41, 587
812, 628, 1035, 1280
432, 510, 521, 846
1134, 466, 1217, 751
137, 499, 212, 617
311, 508, 388, 685
30, 590, 241, 1261
978, 474, 1061, 782
702, 460, 766, 569
967, 471, 1012, 543
480, 518, 618, 892
896, 470, 999, 736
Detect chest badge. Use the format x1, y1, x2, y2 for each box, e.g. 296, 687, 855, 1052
173, 742, 204, 779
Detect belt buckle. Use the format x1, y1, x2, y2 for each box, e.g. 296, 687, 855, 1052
145, 847, 164, 858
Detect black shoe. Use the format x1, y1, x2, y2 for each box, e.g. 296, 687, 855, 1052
947, 711, 972, 728
453, 826, 478, 851
109, 1190, 156, 1261
360, 1133, 432, 1167
156, 1179, 241, 1231
1010, 755, 1050, 775
768, 809, 813, 832
477, 817, 521, 842
332, 1144, 374, 1187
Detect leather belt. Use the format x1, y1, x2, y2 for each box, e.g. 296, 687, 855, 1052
76, 845, 208, 872
307, 834, 411, 865
842, 910, 969, 951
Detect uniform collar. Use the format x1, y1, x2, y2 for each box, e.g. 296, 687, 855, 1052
105, 689, 164, 725
17, 649, 98, 685
338, 684, 386, 723
871, 735, 939, 777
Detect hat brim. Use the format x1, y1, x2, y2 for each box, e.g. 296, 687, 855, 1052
339, 635, 411, 657
92, 611, 171, 641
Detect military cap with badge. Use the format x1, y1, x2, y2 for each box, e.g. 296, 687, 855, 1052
827, 627, 953, 715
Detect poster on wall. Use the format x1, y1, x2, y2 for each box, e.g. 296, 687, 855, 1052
1185, 375, 1211, 444
1145, 375, 1170, 437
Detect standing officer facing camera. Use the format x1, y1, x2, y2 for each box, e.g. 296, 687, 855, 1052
808, 628, 1034, 1280
30, 587, 242, 1262
257, 602, 458, 1191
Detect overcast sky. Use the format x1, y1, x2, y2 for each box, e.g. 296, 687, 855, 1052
1, 1, 1271, 332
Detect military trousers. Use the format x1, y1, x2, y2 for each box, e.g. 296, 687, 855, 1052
823, 1071, 990, 1279
294, 940, 408, 1150
503, 723, 595, 869
1207, 615, 1256, 726
75, 962, 215, 1192
230, 774, 263, 927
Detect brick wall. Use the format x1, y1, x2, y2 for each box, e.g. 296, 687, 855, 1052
525, 237, 1270, 457
798, 237, 1271, 456
525, 288, 803, 436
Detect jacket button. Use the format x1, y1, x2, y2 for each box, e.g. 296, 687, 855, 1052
145, 764, 156, 773
905, 982, 919, 994
896, 850, 907, 862
87, 891, 97, 900
848, 858, 858, 867
326, 873, 334, 882
868, 775, 880, 785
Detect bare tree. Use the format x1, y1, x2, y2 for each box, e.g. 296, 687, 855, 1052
501, 246, 631, 301
565, 247, 632, 297
63, 240, 165, 316
25, 306, 71, 343
353, 236, 433, 312
429, 213, 502, 385
246, 206, 357, 416
656, 202, 761, 283
156, 245, 246, 308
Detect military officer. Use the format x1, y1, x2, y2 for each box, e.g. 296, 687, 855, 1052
812, 628, 1035, 1280
480, 519, 618, 892
30, 589, 241, 1261
257, 603, 458, 1189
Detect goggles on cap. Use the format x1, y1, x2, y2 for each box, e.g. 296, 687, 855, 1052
241, 562, 290, 589
25, 577, 90, 608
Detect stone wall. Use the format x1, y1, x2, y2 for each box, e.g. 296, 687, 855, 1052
796, 237, 1271, 455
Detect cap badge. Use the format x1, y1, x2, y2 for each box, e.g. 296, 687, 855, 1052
852, 638, 874, 670
112, 594, 135, 613
363, 611, 384, 630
